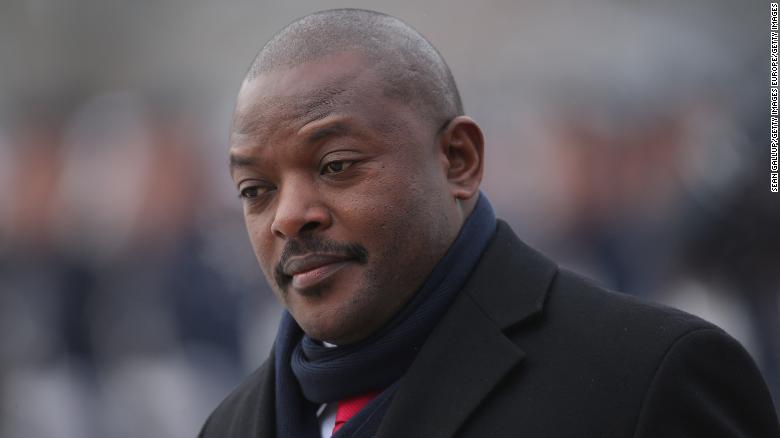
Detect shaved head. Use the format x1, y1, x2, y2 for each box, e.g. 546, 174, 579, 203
245, 8, 463, 129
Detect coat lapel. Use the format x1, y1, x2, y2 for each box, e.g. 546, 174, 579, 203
375, 221, 558, 438
374, 290, 525, 438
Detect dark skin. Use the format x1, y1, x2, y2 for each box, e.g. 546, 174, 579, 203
230, 50, 485, 345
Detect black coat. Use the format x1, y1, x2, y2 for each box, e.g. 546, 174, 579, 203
200, 221, 779, 437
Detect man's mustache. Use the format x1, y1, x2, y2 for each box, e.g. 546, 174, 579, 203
274, 237, 368, 289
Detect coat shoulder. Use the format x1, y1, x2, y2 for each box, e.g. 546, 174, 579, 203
460, 240, 779, 436
199, 359, 274, 438
546, 268, 717, 340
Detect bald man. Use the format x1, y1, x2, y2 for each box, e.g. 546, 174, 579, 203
200, 9, 779, 438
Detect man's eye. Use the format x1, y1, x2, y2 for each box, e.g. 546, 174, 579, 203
239, 186, 265, 199
321, 160, 354, 175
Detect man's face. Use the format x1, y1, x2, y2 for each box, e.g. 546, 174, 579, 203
229, 51, 461, 345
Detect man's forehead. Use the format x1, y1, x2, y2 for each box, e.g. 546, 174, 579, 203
232, 50, 375, 133
232, 85, 351, 140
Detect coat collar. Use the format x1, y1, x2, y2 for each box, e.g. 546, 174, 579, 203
464, 220, 558, 331
375, 220, 558, 438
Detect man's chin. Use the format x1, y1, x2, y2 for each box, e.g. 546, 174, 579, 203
293, 303, 378, 345
285, 287, 366, 342
298, 319, 362, 345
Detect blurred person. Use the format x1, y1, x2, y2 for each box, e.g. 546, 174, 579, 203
54, 93, 247, 438
673, 111, 780, 414
200, 8, 778, 438
488, 3, 745, 299
1, 93, 250, 438
538, 109, 687, 295
0, 99, 96, 438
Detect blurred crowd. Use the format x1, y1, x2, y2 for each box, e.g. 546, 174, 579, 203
0, 1, 776, 437
0, 92, 283, 437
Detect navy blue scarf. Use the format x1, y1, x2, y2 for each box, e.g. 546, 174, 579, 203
273, 194, 496, 438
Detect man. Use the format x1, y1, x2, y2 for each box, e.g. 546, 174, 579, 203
200, 8, 779, 438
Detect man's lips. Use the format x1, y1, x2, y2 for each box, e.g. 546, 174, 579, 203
282, 254, 354, 290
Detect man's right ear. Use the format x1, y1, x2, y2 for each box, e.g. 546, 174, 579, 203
437, 116, 485, 202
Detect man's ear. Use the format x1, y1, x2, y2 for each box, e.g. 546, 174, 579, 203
438, 116, 484, 201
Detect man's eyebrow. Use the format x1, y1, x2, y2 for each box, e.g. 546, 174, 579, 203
304, 121, 351, 144
229, 121, 351, 173
229, 153, 257, 171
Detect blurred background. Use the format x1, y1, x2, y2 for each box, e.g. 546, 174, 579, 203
0, 0, 775, 436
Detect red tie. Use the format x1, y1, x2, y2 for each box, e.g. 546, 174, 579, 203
332, 389, 382, 434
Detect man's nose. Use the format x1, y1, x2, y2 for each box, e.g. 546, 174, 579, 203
270, 181, 332, 239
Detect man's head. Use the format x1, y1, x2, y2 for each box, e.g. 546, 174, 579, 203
229, 9, 485, 345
